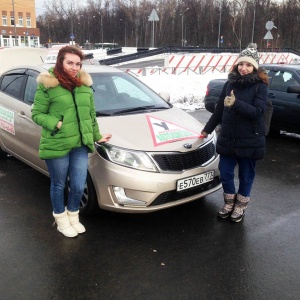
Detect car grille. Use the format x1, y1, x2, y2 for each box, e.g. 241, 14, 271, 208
149, 177, 220, 206
151, 141, 215, 172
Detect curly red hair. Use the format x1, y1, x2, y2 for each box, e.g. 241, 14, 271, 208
53, 46, 85, 91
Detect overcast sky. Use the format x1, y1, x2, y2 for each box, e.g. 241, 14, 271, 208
35, 0, 88, 16
35, 0, 285, 17
35, 0, 45, 16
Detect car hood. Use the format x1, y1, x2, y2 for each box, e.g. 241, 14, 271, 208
97, 107, 208, 152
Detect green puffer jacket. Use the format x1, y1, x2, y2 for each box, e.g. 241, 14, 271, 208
32, 67, 102, 159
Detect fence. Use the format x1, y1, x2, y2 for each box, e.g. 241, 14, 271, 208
119, 51, 300, 77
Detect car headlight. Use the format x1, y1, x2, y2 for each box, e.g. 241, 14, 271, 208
96, 143, 158, 172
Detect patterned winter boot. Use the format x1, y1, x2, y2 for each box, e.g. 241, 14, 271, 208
230, 194, 250, 223
217, 193, 236, 219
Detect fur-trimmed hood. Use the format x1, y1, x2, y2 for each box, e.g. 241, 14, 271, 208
37, 67, 93, 89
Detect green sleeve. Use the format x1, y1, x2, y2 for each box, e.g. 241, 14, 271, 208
31, 84, 60, 131
90, 90, 102, 142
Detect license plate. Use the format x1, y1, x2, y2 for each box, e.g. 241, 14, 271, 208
177, 171, 214, 191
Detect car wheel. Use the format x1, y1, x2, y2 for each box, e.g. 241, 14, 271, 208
0, 147, 8, 159
65, 172, 100, 216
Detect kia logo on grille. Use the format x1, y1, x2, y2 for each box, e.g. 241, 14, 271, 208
183, 143, 192, 149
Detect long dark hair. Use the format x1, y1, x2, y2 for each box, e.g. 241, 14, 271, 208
53, 46, 85, 91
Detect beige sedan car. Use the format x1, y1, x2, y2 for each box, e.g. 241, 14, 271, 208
0, 63, 221, 215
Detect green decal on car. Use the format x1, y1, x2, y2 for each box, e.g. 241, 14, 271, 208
146, 115, 199, 146
0, 106, 15, 135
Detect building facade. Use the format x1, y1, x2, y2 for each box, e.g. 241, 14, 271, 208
0, 0, 40, 47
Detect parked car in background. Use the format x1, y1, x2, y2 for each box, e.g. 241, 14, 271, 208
0, 63, 221, 215
204, 64, 300, 136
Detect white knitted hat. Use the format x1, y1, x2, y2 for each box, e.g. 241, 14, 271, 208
236, 43, 259, 69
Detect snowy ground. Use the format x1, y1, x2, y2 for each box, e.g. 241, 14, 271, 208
139, 72, 228, 111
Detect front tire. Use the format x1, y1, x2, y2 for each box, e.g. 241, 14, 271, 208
268, 127, 280, 137
80, 173, 100, 215
65, 172, 100, 216
0, 146, 8, 159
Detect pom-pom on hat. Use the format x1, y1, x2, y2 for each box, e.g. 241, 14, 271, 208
236, 43, 259, 70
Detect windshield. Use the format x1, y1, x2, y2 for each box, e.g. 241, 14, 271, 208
90, 72, 170, 115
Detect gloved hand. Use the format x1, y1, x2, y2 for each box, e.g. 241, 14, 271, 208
224, 90, 235, 107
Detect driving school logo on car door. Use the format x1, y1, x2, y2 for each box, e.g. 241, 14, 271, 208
0, 106, 15, 135
146, 115, 199, 146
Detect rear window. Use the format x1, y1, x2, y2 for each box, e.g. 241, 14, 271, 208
0, 74, 25, 100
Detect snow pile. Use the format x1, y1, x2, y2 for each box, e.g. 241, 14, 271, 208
140, 72, 228, 111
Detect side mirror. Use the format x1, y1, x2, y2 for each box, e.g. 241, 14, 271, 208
287, 85, 300, 93
159, 92, 170, 102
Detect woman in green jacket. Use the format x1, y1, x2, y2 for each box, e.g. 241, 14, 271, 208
32, 46, 111, 238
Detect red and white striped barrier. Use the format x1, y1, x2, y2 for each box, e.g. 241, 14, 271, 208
165, 52, 298, 74
119, 52, 300, 77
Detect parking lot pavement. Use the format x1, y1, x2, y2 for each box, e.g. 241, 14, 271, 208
1, 132, 300, 300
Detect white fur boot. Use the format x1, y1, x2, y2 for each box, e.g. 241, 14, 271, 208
67, 210, 86, 234
53, 210, 78, 237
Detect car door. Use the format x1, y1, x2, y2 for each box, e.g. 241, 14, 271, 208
267, 68, 300, 133
0, 68, 47, 174
0, 69, 27, 152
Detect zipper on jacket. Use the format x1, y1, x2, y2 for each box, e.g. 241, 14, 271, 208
71, 91, 84, 143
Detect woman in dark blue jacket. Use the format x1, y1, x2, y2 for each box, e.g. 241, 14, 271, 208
201, 44, 269, 222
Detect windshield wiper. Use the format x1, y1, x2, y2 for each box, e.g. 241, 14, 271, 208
96, 112, 113, 116
112, 105, 168, 116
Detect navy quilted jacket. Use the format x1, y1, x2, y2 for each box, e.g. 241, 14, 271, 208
203, 73, 268, 160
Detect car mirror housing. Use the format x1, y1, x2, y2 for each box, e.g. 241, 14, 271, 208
287, 85, 300, 94
159, 92, 170, 102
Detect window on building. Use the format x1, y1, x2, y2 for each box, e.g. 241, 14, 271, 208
10, 16, 15, 26
26, 17, 31, 27
2, 15, 7, 26
18, 16, 23, 27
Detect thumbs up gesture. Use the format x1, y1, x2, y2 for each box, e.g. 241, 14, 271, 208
224, 90, 235, 107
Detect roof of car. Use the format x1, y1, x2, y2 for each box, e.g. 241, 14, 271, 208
0, 47, 49, 74
262, 63, 300, 71
78, 63, 124, 74
0, 63, 124, 75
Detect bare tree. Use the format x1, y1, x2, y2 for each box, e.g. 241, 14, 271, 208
36, 0, 300, 50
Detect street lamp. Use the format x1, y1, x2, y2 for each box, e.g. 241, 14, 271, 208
12, 0, 17, 46
86, 16, 90, 43
251, 0, 256, 43
181, 8, 189, 47
80, 15, 86, 43
98, 12, 104, 49
47, 19, 54, 43
217, 2, 222, 47
120, 18, 127, 47
70, 13, 74, 45
92, 15, 96, 43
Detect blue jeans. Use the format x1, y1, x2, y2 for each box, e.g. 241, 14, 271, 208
45, 145, 88, 214
219, 155, 256, 197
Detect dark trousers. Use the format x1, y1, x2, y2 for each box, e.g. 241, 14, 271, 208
219, 155, 256, 197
